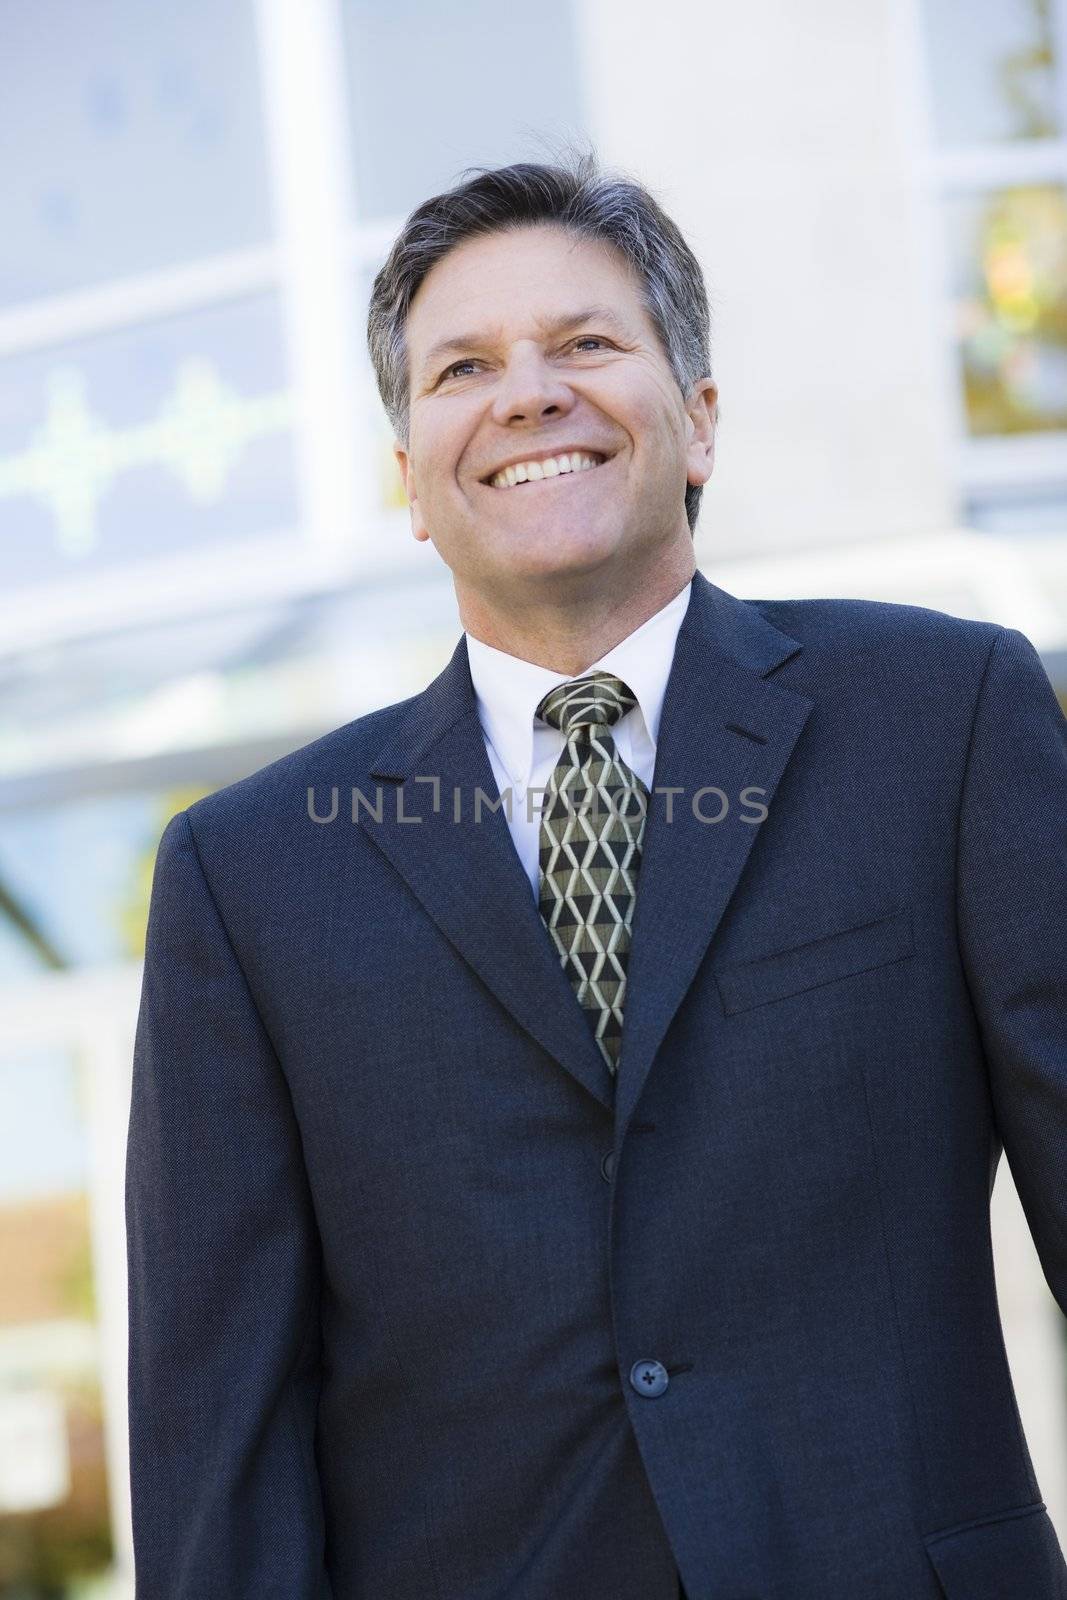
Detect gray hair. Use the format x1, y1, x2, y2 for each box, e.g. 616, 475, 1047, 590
366, 146, 714, 534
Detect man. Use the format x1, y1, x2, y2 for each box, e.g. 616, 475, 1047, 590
126, 153, 1067, 1598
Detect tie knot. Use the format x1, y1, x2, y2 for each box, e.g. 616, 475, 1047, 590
536, 671, 638, 735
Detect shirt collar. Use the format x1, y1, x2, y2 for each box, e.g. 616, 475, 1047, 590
465, 578, 693, 790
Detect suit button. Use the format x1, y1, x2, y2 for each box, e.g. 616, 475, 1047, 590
601, 1149, 615, 1181
630, 1359, 669, 1397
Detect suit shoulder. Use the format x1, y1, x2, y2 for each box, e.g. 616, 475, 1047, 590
747, 594, 1003, 666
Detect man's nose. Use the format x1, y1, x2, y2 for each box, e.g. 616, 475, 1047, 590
490, 348, 576, 426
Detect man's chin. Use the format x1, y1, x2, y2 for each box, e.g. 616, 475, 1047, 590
500, 536, 623, 585
499, 512, 623, 562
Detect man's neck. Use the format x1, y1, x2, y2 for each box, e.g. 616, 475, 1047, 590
460, 556, 696, 677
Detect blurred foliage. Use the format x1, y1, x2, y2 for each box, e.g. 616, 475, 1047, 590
56, 1234, 96, 1325
998, 0, 1057, 140
0, 1391, 111, 1595
954, 185, 1067, 435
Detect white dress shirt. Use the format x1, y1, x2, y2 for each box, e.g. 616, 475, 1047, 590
465, 579, 693, 900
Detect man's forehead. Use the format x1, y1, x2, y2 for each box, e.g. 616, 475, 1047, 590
406, 228, 647, 367
414, 222, 625, 304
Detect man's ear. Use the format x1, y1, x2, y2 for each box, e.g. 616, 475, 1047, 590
392, 441, 431, 543
685, 379, 717, 486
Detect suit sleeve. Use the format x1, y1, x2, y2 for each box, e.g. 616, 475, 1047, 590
956, 625, 1067, 1317
126, 808, 332, 1598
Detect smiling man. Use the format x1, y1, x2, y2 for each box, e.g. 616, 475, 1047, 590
126, 152, 1067, 1599
393, 219, 713, 674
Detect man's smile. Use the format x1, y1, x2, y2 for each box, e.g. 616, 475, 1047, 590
481, 450, 615, 490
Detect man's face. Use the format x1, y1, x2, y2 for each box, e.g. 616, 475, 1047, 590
394, 224, 717, 598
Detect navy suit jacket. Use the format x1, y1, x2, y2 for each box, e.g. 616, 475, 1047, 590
126, 569, 1067, 1599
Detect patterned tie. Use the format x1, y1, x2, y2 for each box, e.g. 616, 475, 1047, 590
535, 671, 650, 1074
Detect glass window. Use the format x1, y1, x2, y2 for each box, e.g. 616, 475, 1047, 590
945, 183, 1067, 435
342, 0, 586, 221
920, 0, 1061, 145
964, 486, 1067, 530
0, 0, 274, 307
0, 294, 298, 591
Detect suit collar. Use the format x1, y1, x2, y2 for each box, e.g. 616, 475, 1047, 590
362, 569, 813, 1129
369, 570, 800, 779
463, 577, 693, 791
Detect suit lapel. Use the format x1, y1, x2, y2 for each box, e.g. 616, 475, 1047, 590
359, 570, 813, 1127
611, 574, 813, 1135
362, 637, 616, 1113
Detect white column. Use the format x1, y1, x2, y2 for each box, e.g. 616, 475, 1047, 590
254, 0, 371, 559
575, 0, 956, 558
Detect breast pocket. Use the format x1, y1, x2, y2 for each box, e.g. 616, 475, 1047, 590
714, 908, 915, 1017
922, 1501, 1066, 1598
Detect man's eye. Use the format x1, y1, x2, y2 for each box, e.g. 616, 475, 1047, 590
440, 337, 612, 383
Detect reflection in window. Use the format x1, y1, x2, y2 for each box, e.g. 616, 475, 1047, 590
0, 295, 298, 590
921, 0, 1060, 145
946, 184, 1067, 435
0, 1048, 112, 1591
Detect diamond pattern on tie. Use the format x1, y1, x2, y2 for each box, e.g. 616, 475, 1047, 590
536, 670, 649, 1075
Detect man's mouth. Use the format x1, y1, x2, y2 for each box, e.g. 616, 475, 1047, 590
481, 451, 610, 490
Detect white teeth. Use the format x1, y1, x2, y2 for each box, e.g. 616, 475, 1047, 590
488, 452, 605, 489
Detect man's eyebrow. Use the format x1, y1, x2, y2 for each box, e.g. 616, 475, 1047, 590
417, 305, 632, 381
